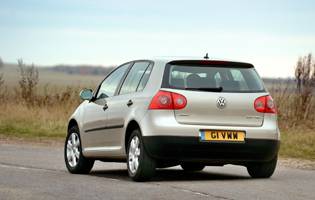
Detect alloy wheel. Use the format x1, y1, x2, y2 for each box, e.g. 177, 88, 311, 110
128, 136, 141, 174
66, 132, 81, 167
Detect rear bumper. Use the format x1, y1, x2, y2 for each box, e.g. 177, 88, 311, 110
142, 136, 280, 164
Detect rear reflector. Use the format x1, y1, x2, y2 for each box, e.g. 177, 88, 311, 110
254, 95, 276, 114
149, 90, 187, 110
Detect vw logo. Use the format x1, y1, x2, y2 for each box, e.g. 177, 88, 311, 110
216, 97, 227, 109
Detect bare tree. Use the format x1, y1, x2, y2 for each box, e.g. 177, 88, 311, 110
295, 53, 315, 91
0, 57, 3, 68
0, 57, 5, 99
0, 73, 4, 88
294, 53, 315, 120
17, 59, 39, 105
0, 73, 5, 100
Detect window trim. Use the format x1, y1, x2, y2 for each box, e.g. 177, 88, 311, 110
93, 61, 134, 101
117, 60, 154, 95
136, 63, 153, 92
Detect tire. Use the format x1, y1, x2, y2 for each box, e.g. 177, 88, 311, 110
127, 129, 156, 181
181, 163, 205, 172
64, 126, 94, 174
247, 156, 278, 178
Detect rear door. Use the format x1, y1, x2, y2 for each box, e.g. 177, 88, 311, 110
105, 61, 153, 146
163, 61, 267, 127
81, 63, 130, 148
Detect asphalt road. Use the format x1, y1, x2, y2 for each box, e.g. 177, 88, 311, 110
0, 143, 314, 200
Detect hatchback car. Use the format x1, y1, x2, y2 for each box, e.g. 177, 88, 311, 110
64, 58, 280, 181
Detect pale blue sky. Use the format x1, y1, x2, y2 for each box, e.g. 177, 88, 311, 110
1, 0, 315, 77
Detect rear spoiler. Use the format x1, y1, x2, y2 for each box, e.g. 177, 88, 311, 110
167, 60, 254, 68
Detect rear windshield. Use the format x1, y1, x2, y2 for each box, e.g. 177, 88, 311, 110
163, 64, 265, 93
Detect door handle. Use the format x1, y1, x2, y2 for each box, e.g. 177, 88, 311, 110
103, 103, 108, 111
126, 100, 133, 107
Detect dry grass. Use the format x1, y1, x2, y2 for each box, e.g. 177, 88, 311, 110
0, 61, 94, 139
280, 129, 315, 161
0, 103, 67, 138
0, 86, 82, 139
270, 83, 315, 130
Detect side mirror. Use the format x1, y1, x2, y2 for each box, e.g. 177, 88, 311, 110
79, 89, 93, 101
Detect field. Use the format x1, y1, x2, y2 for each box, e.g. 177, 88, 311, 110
0, 63, 104, 140
0, 63, 314, 160
1, 63, 104, 87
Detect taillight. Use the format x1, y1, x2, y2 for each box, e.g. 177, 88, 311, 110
171, 92, 187, 109
149, 90, 187, 110
254, 95, 276, 113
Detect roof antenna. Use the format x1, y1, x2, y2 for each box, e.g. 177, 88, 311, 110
204, 53, 209, 59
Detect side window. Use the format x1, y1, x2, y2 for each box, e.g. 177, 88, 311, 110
96, 64, 130, 99
137, 63, 153, 91
119, 62, 150, 95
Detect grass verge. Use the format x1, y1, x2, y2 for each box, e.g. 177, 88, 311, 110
0, 102, 69, 140
279, 129, 315, 161
0, 119, 66, 139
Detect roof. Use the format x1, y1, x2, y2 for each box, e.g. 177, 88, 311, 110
146, 56, 253, 66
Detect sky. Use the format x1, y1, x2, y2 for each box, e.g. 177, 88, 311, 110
0, 0, 315, 77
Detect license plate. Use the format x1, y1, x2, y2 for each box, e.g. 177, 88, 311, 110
200, 130, 245, 142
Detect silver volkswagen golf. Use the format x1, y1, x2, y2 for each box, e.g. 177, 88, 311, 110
64, 58, 280, 181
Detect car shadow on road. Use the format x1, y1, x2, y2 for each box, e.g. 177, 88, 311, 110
89, 168, 249, 182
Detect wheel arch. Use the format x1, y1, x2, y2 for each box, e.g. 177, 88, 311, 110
125, 120, 142, 153
68, 118, 79, 134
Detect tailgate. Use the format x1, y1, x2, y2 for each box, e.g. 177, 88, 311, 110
171, 89, 266, 127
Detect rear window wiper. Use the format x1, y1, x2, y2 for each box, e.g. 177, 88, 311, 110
184, 87, 223, 92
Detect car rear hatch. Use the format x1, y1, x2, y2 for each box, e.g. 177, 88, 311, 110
162, 60, 267, 127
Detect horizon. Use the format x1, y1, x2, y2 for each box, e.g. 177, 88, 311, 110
1, 0, 315, 78
0, 60, 299, 79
